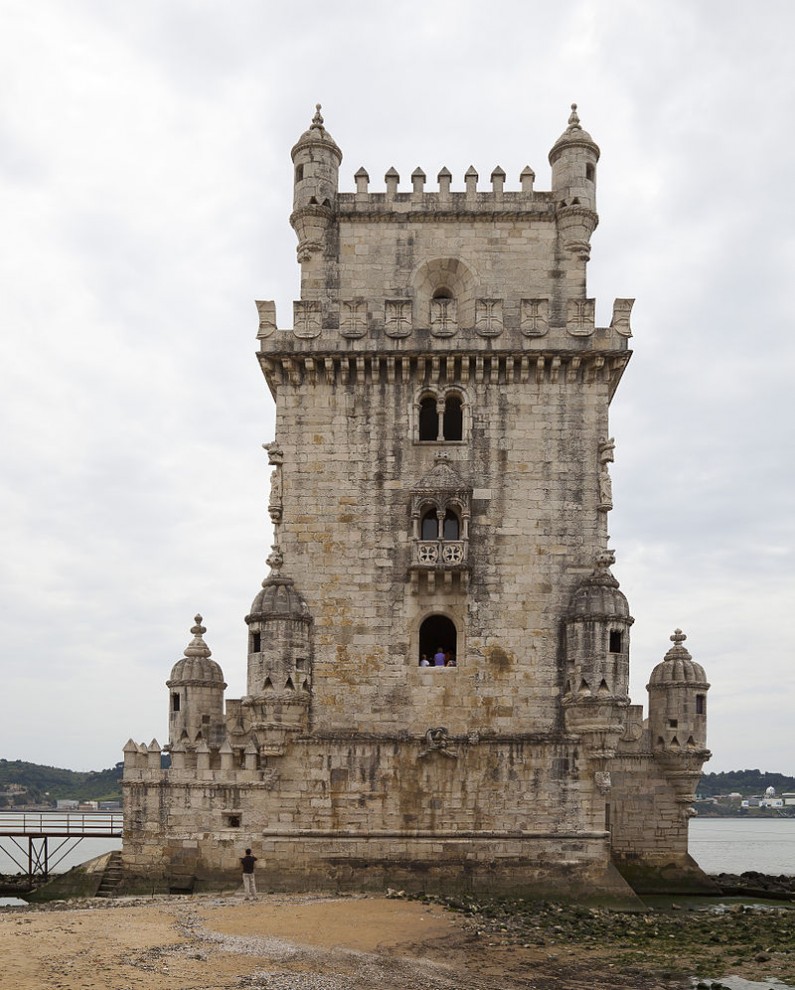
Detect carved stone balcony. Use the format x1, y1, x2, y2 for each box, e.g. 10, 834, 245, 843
415, 540, 467, 566
409, 539, 469, 594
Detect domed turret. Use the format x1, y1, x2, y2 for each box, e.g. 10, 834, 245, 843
648, 629, 710, 754
563, 552, 633, 702
245, 546, 313, 702
548, 103, 600, 207
548, 104, 600, 262
166, 615, 226, 747
290, 104, 342, 264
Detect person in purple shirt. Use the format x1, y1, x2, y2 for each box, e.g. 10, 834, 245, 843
433, 647, 446, 667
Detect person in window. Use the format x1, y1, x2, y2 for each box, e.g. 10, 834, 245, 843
433, 647, 446, 667
419, 654, 430, 667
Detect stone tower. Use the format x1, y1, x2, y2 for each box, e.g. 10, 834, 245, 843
122, 106, 713, 898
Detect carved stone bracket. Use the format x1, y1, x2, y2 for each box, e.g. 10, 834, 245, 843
418, 726, 458, 760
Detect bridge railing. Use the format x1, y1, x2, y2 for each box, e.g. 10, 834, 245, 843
0, 812, 123, 837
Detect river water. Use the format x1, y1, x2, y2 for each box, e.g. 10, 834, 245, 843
0, 815, 792, 898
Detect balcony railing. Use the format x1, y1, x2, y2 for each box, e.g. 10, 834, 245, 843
414, 540, 467, 566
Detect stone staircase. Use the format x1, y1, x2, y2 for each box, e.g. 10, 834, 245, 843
95, 850, 123, 898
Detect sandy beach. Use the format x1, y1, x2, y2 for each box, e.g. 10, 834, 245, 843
2, 889, 794, 990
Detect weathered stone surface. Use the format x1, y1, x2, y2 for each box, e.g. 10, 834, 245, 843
123, 105, 712, 897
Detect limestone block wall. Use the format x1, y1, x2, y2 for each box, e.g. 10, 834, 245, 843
272, 368, 612, 736
122, 733, 621, 894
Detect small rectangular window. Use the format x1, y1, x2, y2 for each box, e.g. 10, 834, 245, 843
668, 718, 678, 728
696, 694, 706, 715
609, 630, 622, 653
171, 693, 180, 712
295, 164, 304, 182
251, 632, 261, 653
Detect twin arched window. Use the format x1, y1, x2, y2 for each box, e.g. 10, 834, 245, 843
420, 508, 460, 541
418, 392, 464, 442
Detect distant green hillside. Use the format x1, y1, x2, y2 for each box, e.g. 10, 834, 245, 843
0, 759, 123, 806
698, 769, 795, 797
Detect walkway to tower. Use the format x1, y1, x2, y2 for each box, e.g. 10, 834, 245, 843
0, 811, 123, 885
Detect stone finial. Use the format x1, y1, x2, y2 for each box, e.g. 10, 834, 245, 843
385, 167, 399, 198
411, 167, 426, 195
437, 167, 452, 197
490, 166, 505, 196
354, 167, 369, 194
671, 628, 687, 647
568, 102, 581, 129
520, 166, 535, 194
184, 615, 212, 659
266, 544, 284, 576
464, 165, 478, 196
311, 103, 324, 129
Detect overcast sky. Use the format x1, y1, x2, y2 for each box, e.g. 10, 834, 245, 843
1, 1, 793, 776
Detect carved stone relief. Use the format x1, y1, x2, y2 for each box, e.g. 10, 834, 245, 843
566, 298, 595, 337
598, 436, 615, 512
384, 299, 412, 338
255, 300, 277, 339
340, 299, 368, 338
610, 297, 634, 337
474, 298, 503, 337
430, 298, 458, 337
293, 300, 322, 339
520, 298, 549, 337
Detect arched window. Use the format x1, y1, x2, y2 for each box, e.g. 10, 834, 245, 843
421, 510, 438, 540
442, 510, 460, 540
419, 614, 457, 667
433, 287, 453, 300
419, 396, 438, 441
442, 394, 463, 441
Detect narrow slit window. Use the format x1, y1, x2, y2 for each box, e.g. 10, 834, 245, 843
251, 631, 261, 652
696, 694, 706, 715
171, 693, 180, 713
609, 630, 622, 653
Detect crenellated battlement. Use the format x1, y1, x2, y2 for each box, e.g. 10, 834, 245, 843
339, 163, 547, 210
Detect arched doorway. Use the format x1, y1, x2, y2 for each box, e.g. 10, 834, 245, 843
419, 614, 457, 666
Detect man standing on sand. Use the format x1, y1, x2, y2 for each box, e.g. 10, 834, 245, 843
240, 848, 257, 900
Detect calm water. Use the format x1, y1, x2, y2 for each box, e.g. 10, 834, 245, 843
0, 815, 792, 883
689, 817, 795, 875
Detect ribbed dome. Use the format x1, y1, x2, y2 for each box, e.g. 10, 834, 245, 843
167, 615, 226, 686
568, 557, 631, 621
648, 630, 709, 687
247, 576, 312, 624
549, 104, 600, 164
291, 104, 342, 162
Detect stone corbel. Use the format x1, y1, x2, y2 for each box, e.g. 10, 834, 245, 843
418, 726, 458, 760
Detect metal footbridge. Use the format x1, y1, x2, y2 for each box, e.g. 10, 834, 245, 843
0, 812, 123, 885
